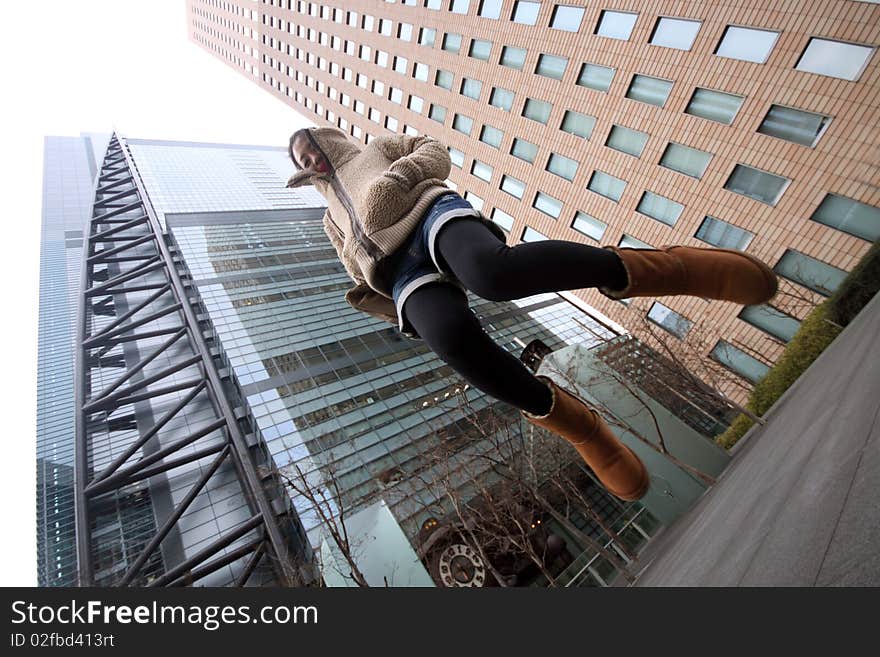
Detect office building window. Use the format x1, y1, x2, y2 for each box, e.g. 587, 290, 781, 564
650, 17, 701, 50
363, 15, 374, 31
399, 23, 413, 41
453, 113, 474, 135
577, 63, 614, 92
500, 46, 527, 70
489, 87, 515, 110
501, 175, 526, 199
695, 216, 754, 250
492, 207, 514, 233
596, 10, 638, 40
379, 18, 393, 36
637, 192, 684, 226
536, 54, 568, 80
413, 62, 429, 82
715, 26, 781, 62
711, 341, 769, 383
372, 80, 385, 96
774, 250, 847, 296
435, 69, 453, 90
724, 164, 789, 205
626, 74, 673, 107
809, 194, 880, 242
470, 38, 492, 60
385, 115, 398, 131
451, 0, 470, 14
479, 124, 504, 148
429, 104, 447, 123
511, 138, 538, 163
389, 87, 403, 103
461, 77, 483, 100
426, 0, 441, 8
419, 27, 436, 46
449, 147, 465, 168
572, 211, 607, 241
393, 56, 408, 74
522, 98, 552, 124
550, 5, 584, 32
588, 171, 627, 202
659, 143, 713, 179
479, 0, 503, 20
512, 1, 541, 25
757, 105, 830, 147
605, 125, 649, 157
522, 226, 549, 242
464, 191, 484, 211
560, 110, 596, 139
534, 192, 563, 218
739, 305, 801, 343
546, 153, 578, 181
471, 159, 493, 182
369, 108, 381, 123
443, 33, 462, 53
685, 88, 745, 124
648, 302, 693, 339
619, 234, 652, 249
795, 38, 875, 80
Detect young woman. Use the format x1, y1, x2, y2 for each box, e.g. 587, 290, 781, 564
287, 126, 778, 502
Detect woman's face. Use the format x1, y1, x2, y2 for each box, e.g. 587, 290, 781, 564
292, 134, 329, 173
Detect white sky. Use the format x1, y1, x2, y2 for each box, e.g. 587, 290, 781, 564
0, 0, 312, 586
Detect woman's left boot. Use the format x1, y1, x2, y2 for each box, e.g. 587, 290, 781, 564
521, 375, 650, 501
599, 245, 778, 306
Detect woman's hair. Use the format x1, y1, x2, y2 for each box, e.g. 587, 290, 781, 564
288, 128, 310, 170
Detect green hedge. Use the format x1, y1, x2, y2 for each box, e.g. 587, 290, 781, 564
716, 239, 880, 450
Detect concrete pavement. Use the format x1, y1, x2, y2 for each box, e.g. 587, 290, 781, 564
632, 292, 880, 586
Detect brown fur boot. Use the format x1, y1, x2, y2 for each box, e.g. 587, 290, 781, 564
600, 245, 778, 305
521, 375, 649, 501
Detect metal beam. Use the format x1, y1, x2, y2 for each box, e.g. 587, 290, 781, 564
74, 134, 307, 589
146, 515, 263, 587
120, 445, 232, 586
90, 380, 207, 486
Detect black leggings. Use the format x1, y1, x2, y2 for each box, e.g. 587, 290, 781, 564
402, 217, 628, 416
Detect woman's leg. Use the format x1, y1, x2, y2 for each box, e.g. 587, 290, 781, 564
434, 217, 628, 302
402, 281, 554, 416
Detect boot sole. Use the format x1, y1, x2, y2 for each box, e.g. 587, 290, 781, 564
605, 444, 650, 502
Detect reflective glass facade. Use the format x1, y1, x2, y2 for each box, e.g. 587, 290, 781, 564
170, 208, 620, 582
36, 135, 106, 586
130, 137, 621, 585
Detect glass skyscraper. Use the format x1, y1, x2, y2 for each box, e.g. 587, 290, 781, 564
36, 134, 112, 586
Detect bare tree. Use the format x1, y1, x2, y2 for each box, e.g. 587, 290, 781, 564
411, 388, 638, 586
276, 460, 372, 587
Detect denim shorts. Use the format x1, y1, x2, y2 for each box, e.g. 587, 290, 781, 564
386, 192, 482, 337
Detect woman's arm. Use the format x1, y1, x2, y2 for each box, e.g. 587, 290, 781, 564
372, 134, 452, 188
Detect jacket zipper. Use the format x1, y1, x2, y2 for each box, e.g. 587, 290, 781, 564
328, 172, 384, 261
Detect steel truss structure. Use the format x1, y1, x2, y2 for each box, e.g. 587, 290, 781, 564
73, 134, 315, 586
